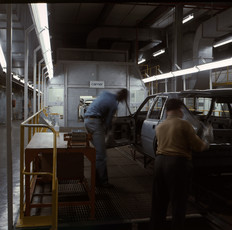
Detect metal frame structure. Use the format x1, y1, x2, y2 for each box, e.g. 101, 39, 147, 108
17, 109, 58, 230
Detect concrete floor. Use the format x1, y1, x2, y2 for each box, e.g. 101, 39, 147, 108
0, 120, 222, 230
0, 120, 21, 230
0, 120, 154, 229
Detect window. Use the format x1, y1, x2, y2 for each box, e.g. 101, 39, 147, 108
148, 97, 166, 119
184, 97, 211, 116
213, 102, 230, 118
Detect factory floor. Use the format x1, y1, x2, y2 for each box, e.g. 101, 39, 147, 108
0, 120, 21, 230
0, 121, 221, 230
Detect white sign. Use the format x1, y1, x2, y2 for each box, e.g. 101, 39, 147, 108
90, 81, 105, 88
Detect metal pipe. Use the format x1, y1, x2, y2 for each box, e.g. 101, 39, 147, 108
165, 79, 168, 92
209, 70, 212, 89
42, 67, 47, 108
38, 59, 44, 111
24, 24, 34, 120
6, 5, 13, 230
19, 125, 24, 220
44, 74, 48, 107
64, 69, 68, 127
183, 75, 186, 90
33, 46, 40, 114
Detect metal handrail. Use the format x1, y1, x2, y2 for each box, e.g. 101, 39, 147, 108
19, 108, 58, 230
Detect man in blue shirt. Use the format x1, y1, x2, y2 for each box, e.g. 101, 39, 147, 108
84, 89, 128, 188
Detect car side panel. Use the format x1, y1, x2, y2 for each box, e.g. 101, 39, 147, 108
140, 119, 159, 158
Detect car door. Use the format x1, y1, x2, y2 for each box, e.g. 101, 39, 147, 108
106, 115, 135, 148
140, 96, 168, 158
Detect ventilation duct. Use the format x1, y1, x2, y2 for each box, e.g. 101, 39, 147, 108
87, 27, 163, 49
192, 7, 232, 89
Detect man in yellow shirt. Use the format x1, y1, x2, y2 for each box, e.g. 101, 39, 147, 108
150, 98, 209, 230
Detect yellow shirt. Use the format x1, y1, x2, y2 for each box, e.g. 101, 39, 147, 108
156, 115, 206, 160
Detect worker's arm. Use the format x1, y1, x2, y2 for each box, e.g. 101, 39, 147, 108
185, 121, 209, 152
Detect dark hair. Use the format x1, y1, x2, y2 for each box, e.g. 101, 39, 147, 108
116, 88, 128, 102
166, 98, 183, 111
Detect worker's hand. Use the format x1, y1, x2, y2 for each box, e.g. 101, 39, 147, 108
202, 123, 213, 143
203, 140, 210, 150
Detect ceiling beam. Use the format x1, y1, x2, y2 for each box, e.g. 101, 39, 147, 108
96, 3, 115, 26
138, 6, 173, 27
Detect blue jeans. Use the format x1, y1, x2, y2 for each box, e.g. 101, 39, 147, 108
84, 118, 108, 185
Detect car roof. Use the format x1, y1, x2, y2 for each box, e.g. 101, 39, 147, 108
151, 88, 232, 99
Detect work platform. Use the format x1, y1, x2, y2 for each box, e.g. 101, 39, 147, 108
1, 120, 230, 230
16, 144, 220, 230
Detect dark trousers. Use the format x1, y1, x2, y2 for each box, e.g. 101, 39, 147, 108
150, 155, 193, 230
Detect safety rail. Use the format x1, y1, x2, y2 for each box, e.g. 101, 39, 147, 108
18, 109, 58, 230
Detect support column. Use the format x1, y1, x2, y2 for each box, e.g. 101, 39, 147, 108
41, 67, 46, 108
33, 46, 40, 114
38, 59, 44, 111
209, 70, 212, 89
172, 4, 183, 92
6, 5, 13, 230
24, 25, 34, 119
165, 79, 168, 92
44, 75, 47, 107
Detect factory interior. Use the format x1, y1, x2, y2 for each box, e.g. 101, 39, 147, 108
1, 1, 232, 230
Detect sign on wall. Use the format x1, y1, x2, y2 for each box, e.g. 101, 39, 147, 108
90, 81, 105, 88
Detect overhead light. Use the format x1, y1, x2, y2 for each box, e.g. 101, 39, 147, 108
182, 13, 194, 24
0, 43, 6, 71
143, 72, 174, 83
172, 66, 199, 77
138, 58, 146, 64
153, 49, 165, 57
213, 36, 232, 48
142, 57, 232, 83
197, 57, 232, 71
158, 69, 163, 74
30, 3, 53, 78
13, 74, 21, 81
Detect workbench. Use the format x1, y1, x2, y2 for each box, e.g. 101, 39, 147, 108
24, 132, 96, 219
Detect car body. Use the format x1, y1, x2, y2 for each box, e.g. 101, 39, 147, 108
78, 98, 95, 120
107, 88, 232, 174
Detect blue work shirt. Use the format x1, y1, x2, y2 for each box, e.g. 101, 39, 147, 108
84, 91, 118, 129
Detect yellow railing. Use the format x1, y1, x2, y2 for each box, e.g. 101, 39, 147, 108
140, 65, 160, 95
188, 108, 230, 117
18, 108, 58, 230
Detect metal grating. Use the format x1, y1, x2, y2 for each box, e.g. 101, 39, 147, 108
58, 185, 133, 224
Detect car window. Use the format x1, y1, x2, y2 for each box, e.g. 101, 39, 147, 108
184, 97, 212, 116
139, 97, 156, 113
213, 102, 230, 118
148, 97, 167, 119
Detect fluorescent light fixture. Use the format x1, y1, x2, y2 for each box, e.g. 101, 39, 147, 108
172, 66, 199, 77
0, 43, 6, 71
197, 57, 232, 71
138, 58, 146, 64
30, 3, 53, 78
143, 72, 174, 83
153, 49, 165, 57
142, 57, 232, 83
183, 13, 194, 24
13, 74, 21, 81
213, 36, 232, 48
158, 69, 163, 74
